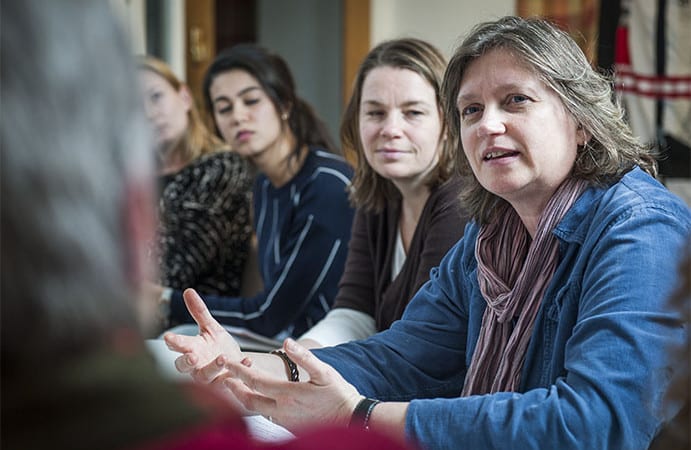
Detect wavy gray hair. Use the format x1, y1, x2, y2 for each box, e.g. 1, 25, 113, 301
442, 16, 656, 224
1, 0, 154, 370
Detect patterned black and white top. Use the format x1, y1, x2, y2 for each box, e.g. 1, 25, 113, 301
156, 151, 253, 297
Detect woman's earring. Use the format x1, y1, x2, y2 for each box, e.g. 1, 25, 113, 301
281, 112, 289, 121
576, 124, 586, 146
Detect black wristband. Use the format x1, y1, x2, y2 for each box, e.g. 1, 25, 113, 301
270, 350, 299, 382
349, 397, 380, 430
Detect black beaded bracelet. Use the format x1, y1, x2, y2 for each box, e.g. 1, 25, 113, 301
270, 350, 300, 382
349, 397, 380, 430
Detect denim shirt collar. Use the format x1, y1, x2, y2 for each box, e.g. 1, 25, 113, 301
551, 169, 638, 246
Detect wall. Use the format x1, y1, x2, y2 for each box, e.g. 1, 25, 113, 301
112, 0, 514, 146
109, 0, 146, 54
110, 0, 185, 79
255, 0, 514, 144
257, 0, 343, 144
371, 0, 514, 57
163, 0, 186, 79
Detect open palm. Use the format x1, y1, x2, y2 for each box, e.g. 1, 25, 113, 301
163, 288, 243, 380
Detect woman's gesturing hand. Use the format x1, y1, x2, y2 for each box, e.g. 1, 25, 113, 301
163, 288, 242, 382
223, 338, 363, 431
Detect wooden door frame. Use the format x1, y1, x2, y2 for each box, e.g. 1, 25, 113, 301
342, 0, 370, 107
185, 0, 216, 112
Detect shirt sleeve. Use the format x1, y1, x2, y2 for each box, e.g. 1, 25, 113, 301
299, 308, 377, 347
313, 240, 471, 400
169, 170, 354, 338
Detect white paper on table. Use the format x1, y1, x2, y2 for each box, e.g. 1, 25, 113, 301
244, 415, 296, 442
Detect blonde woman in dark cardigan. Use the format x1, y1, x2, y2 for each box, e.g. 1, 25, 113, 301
299, 38, 468, 347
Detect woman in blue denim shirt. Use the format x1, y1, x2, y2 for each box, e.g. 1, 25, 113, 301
168, 17, 690, 450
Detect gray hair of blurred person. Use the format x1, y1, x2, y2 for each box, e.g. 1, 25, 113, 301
1, 0, 155, 372
441, 16, 657, 224
341, 38, 456, 213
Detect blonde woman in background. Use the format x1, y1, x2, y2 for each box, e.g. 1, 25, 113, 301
139, 56, 253, 310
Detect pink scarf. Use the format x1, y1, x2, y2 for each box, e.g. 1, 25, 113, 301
462, 177, 588, 395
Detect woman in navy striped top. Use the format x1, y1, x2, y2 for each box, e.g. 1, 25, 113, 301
154, 44, 354, 340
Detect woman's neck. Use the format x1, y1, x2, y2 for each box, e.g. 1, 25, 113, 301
508, 192, 555, 240
252, 131, 306, 188
158, 139, 187, 175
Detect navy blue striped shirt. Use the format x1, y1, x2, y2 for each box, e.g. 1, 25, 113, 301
170, 147, 355, 338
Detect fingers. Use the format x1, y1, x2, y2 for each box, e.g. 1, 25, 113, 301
224, 376, 276, 418
163, 331, 195, 353
224, 359, 289, 398
283, 338, 331, 386
173, 353, 198, 374
192, 355, 228, 384
182, 288, 225, 333
241, 356, 253, 367
192, 369, 257, 417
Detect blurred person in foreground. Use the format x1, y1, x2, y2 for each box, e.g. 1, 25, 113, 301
0, 1, 412, 450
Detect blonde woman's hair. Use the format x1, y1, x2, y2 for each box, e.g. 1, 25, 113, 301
138, 55, 226, 167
